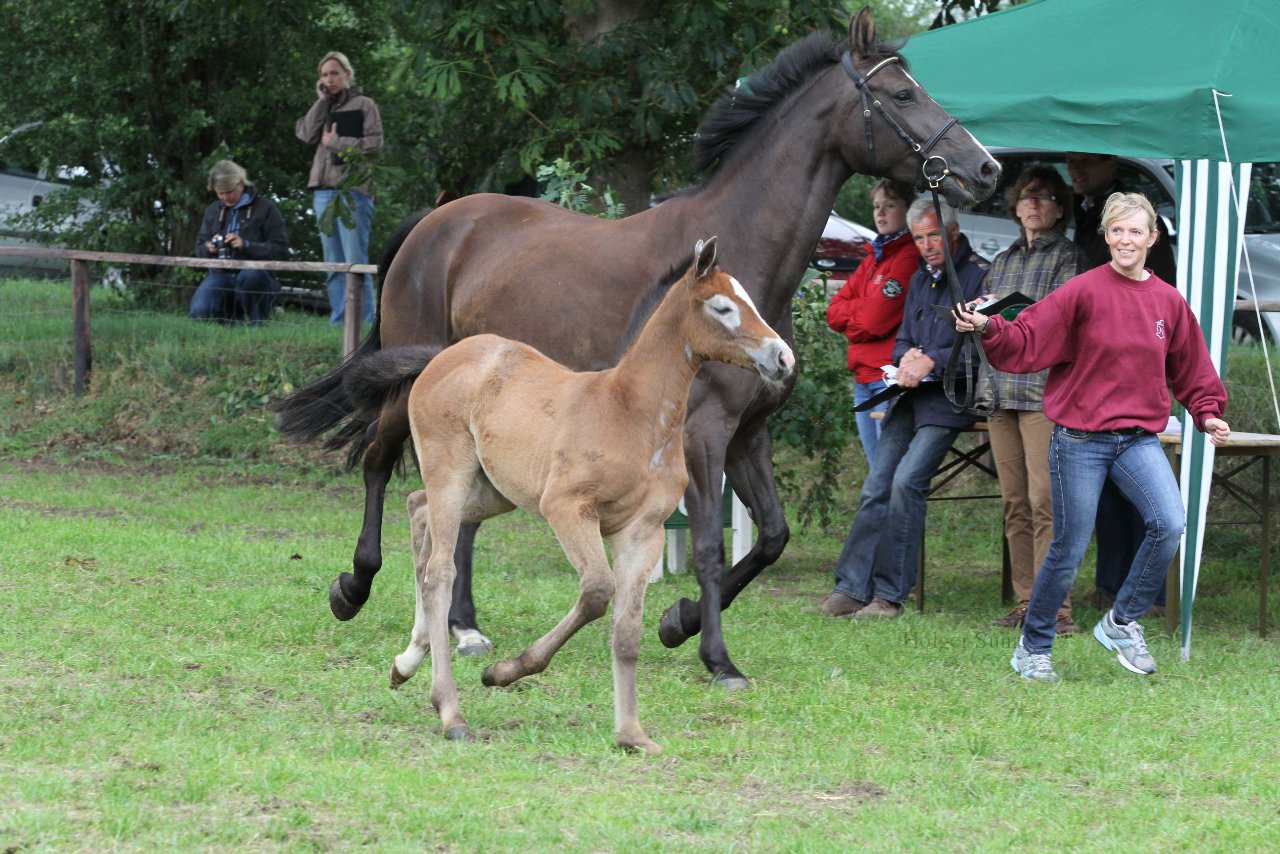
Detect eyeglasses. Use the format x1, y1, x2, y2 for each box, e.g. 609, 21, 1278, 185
1017, 194, 1058, 204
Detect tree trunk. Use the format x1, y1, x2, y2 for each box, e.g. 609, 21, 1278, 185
597, 147, 654, 217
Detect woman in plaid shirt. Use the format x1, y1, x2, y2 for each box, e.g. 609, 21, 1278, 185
985, 166, 1086, 634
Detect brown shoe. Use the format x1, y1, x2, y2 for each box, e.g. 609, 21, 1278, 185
1055, 609, 1081, 636
853, 597, 903, 620
819, 591, 866, 617
991, 602, 1028, 628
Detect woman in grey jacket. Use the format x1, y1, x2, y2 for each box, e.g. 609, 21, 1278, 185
295, 50, 384, 326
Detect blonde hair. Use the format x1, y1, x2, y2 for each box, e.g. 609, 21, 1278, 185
318, 51, 355, 81
207, 160, 247, 193
1099, 192, 1157, 235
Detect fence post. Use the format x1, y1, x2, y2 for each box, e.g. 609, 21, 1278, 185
343, 269, 362, 358
71, 259, 92, 395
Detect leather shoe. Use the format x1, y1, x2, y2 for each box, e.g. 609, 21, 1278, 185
853, 597, 903, 620
1055, 609, 1081, 636
991, 602, 1028, 628
819, 590, 866, 617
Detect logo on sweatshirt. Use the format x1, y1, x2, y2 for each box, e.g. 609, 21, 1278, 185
881, 278, 903, 299
1155, 319, 1165, 339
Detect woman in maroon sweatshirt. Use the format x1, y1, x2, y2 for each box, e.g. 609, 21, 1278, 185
955, 192, 1230, 682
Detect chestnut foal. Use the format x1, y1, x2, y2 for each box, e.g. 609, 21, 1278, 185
359, 239, 792, 753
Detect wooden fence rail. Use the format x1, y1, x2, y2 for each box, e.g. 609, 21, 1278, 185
0, 246, 377, 394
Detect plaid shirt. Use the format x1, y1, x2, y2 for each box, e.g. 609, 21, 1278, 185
988, 228, 1087, 409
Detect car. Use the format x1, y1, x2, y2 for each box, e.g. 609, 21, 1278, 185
955, 147, 1280, 342
0, 155, 74, 276
808, 211, 873, 288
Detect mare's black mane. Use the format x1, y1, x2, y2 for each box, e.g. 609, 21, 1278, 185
692, 30, 906, 176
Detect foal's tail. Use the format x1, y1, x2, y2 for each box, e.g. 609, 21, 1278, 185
271, 209, 435, 467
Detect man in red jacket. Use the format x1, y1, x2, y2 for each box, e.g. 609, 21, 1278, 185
826, 179, 920, 470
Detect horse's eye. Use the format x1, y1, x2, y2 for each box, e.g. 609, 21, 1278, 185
894, 90, 914, 105
713, 305, 733, 316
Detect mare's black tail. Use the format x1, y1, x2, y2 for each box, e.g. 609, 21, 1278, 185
341, 346, 442, 414
271, 208, 435, 467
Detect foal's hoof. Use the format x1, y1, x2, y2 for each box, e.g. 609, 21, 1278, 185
444, 725, 473, 742
480, 664, 498, 687
711, 671, 751, 691
389, 662, 409, 689
658, 599, 694, 648
328, 573, 368, 621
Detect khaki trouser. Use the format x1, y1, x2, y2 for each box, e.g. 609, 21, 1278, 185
987, 409, 1068, 608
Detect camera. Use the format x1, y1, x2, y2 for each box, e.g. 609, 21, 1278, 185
209, 234, 232, 260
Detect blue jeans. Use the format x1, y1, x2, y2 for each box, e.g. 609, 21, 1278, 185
1022, 427, 1184, 653
189, 269, 279, 324
833, 395, 959, 605
854, 379, 889, 469
313, 188, 375, 325
1095, 479, 1167, 606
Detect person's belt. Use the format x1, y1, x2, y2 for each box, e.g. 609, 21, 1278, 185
1106, 426, 1149, 435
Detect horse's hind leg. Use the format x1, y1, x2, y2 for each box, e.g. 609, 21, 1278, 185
330, 405, 409, 621
391, 492, 434, 687
607, 525, 666, 755
449, 522, 495, 656
481, 504, 614, 689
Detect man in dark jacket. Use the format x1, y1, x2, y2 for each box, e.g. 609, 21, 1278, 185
190, 160, 290, 324
820, 197, 990, 618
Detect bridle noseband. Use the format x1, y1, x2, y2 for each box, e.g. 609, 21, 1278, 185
841, 51, 996, 416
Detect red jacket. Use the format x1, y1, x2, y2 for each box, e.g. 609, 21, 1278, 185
826, 231, 919, 382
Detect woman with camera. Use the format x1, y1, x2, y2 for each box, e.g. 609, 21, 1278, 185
190, 160, 290, 324
295, 50, 384, 326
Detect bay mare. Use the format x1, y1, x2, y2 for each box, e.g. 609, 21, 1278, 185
347, 239, 793, 753
274, 8, 999, 687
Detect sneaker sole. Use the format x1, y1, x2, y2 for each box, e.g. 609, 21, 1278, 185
1092, 623, 1154, 675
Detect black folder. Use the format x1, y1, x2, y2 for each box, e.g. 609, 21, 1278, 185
327, 109, 365, 138
931, 290, 1035, 323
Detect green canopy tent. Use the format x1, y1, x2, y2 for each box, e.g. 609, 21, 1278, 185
903, 0, 1280, 658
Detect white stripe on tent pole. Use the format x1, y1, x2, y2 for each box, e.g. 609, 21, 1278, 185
1175, 159, 1248, 660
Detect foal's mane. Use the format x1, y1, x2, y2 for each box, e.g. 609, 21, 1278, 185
618, 262, 689, 355
692, 30, 907, 176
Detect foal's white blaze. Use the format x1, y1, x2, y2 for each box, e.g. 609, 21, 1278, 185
705, 293, 741, 330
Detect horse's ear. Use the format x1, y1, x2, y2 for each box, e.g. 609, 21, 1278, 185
694, 236, 718, 278
849, 6, 876, 55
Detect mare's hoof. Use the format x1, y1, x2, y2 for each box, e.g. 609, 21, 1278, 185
711, 672, 751, 691
658, 599, 694, 648
444, 725, 472, 742
454, 630, 495, 657
328, 573, 367, 621
480, 665, 498, 687
389, 662, 409, 689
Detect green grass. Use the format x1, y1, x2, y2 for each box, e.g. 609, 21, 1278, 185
1, 277, 1278, 851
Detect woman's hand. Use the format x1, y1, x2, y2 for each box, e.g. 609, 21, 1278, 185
1205, 417, 1231, 446
953, 302, 989, 335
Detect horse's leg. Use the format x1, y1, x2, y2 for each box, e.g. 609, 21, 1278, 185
658, 435, 749, 689
330, 406, 410, 620
667, 421, 789, 633
448, 521, 495, 656
607, 525, 666, 755
481, 503, 614, 689
417, 488, 470, 741
391, 492, 434, 688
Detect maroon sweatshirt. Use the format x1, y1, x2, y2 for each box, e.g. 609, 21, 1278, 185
981, 263, 1226, 433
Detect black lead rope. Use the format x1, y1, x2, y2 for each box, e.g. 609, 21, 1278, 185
922, 157, 999, 416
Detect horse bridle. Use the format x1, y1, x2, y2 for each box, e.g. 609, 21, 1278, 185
841, 51, 996, 416
840, 52, 957, 177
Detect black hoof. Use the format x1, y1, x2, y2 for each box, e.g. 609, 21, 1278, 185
328, 572, 368, 621
480, 665, 498, 687
711, 672, 751, 691
444, 725, 472, 741
658, 598, 694, 648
